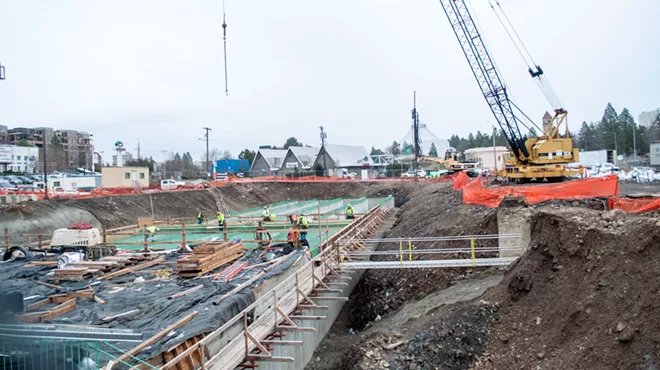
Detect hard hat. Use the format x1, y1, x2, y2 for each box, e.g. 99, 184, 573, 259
348, 204, 352, 207
264, 206, 267, 209
156, 228, 160, 231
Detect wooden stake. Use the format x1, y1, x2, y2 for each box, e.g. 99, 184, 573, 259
102, 309, 140, 322
168, 285, 203, 300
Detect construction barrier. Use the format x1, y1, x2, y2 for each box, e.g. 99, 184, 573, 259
611, 196, 660, 213
457, 175, 620, 208
452, 171, 470, 190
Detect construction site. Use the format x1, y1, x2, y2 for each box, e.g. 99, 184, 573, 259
0, 176, 659, 370
1, 0, 659, 369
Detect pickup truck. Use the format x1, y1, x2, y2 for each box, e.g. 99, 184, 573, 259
160, 179, 187, 190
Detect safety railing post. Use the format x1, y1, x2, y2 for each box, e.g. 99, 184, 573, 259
399, 239, 403, 268
471, 238, 476, 267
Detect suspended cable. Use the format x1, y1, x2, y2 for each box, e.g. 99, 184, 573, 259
488, 0, 531, 69
222, 0, 229, 96
510, 100, 543, 132
495, 0, 538, 67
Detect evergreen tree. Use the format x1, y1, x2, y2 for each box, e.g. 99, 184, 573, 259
389, 141, 401, 156
617, 108, 635, 155
370, 147, 385, 156
428, 142, 438, 157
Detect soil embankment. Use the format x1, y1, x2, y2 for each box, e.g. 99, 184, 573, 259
308, 184, 660, 370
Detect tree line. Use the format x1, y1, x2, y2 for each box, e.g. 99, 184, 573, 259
371, 103, 659, 158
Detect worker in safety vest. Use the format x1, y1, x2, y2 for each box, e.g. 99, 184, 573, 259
345, 204, 355, 220
146, 226, 159, 239
288, 213, 298, 226
197, 211, 205, 225
297, 214, 309, 241
216, 212, 226, 230
262, 207, 271, 222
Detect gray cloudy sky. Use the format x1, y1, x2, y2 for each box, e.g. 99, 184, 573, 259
1, 0, 658, 162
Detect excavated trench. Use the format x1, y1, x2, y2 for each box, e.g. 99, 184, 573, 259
306, 186, 660, 370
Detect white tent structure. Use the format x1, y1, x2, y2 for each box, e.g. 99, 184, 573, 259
401, 123, 451, 157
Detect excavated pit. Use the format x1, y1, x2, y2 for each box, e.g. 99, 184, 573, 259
306, 184, 660, 370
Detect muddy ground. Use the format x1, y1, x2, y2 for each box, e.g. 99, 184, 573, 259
306, 182, 660, 370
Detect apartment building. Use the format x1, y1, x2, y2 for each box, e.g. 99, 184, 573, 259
0, 126, 92, 169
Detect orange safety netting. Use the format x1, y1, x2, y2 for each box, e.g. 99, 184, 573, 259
611, 196, 660, 213
456, 175, 620, 208
452, 171, 470, 190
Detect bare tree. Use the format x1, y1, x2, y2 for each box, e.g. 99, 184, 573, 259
221, 150, 232, 160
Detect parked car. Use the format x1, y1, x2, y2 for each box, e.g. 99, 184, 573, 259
4, 176, 24, 185
160, 179, 187, 190
338, 169, 357, 179
17, 175, 34, 184
0, 180, 17, 191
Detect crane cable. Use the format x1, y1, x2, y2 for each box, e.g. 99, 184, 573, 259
222, 0, 229, 96
488, 0, 563, 110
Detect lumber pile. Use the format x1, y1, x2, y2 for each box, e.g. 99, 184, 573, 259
53, 268, 97, 282
53, 255, 159, 282
177, 242, 244, 277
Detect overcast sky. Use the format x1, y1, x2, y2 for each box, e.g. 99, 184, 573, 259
1, 0, 658, 162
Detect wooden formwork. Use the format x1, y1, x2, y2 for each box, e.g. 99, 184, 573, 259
156, 205, 391, 370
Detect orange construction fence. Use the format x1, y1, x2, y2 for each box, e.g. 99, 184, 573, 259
455, 175, 620, 208
611, 196, 660, 213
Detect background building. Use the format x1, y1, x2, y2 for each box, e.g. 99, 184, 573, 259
464, 146, 508, 171
0, 145, 40, 173
313, 144, 373, 175
0, 125, 92, 170
639, 108, 660, 129
281, 147, 319, 176
249, 149, 287, 177
101, 166, 149, 188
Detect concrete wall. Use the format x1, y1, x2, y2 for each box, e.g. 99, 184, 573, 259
259, 268, 365, 370
101, 167, 149, 187
497, 199, 531, 258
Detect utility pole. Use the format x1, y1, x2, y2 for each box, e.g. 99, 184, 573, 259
43, 138, 49, 200
492, 125, 497, 174
203, 127, 212, 178
633, 122, 637, 159
161, 150, 168, 179
411, 91, 421, 169
319, 126, 327, 176
136, 140, 141, 162
0, 63, 5, 80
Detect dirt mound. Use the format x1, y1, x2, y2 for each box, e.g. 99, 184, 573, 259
478, 209, 660, 370
347, 183, 498, 331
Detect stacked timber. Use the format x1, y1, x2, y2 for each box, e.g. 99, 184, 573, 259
53, 268, 96, 282
177, 242, 244, 278
54, 255, 156, 282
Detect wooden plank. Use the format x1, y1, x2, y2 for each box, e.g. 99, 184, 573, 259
34, 280, 63, 289
168, 285, 203, 300
97, 258, 164, 280
19, 298, 76, 323
275, 326, 316, 332
102, 309, 140, 323
289, 315, 327, 320
94, 295, 107, 305
246, 355, 295, 363
27, 298, 52, 312
260, 340, 303, 346
110, 311, 198, 369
